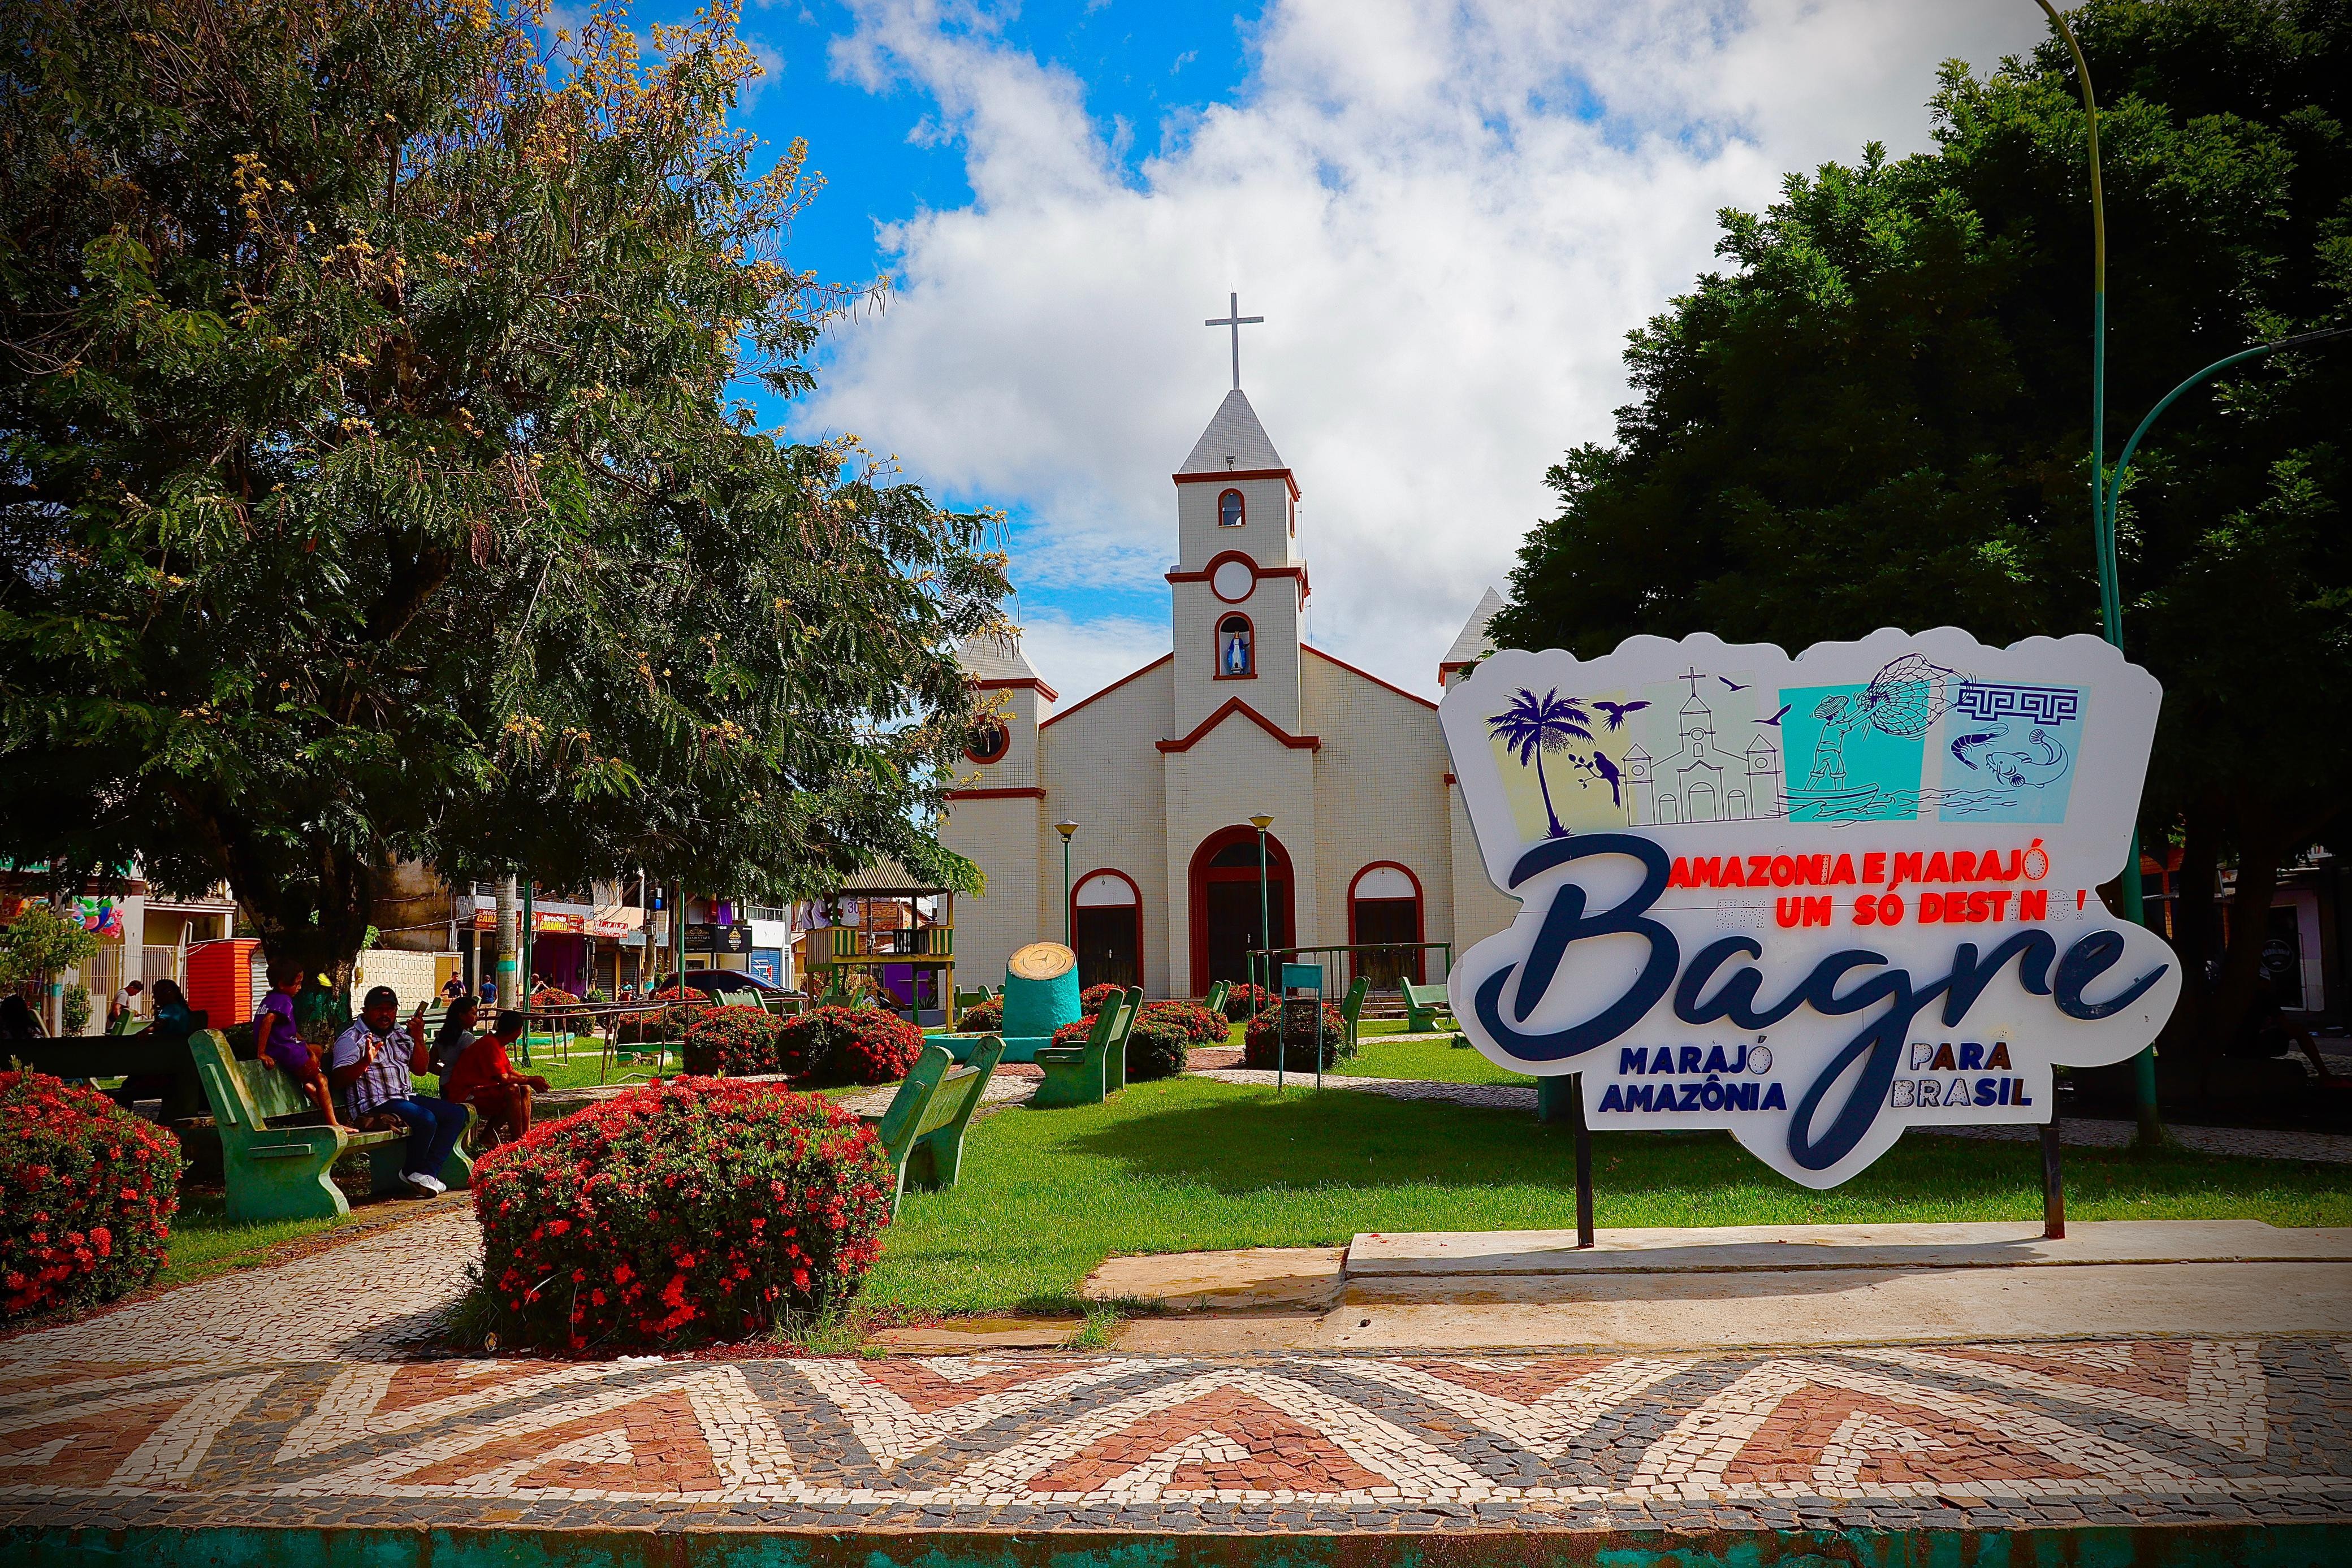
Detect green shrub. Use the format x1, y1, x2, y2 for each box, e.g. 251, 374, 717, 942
61, 984, 90, 1035
1242, 1003, 1351, 1071
776, 1005, 924, 1086
1218, 982, 1273, 1021
681, 1007, 783, 1076
1145, 999, 1227, 1045
2, 1072, 180, 1319
1124, 1016, 1192, 1081
473, 1077, 894, 1351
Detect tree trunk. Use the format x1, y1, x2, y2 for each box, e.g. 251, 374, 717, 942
2208, 804, 2293, 1065
2155, 801, 2223, 1098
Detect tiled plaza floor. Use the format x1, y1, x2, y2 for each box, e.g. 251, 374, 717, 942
3, 1208, 2351, 1534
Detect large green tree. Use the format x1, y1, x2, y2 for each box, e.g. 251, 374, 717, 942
1493, 0, 2351, 1073
0, 0, 1008, 985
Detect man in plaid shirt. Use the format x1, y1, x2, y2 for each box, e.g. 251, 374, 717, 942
327, 985, 469, 1197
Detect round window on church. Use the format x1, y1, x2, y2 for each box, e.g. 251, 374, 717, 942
1217, 614, 1255, 678
965, 717, 1011, 765
1210, 558, 1255, 603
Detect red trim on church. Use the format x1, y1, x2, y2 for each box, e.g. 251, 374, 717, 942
1037, 653, 1175, 730
1156, 698, 1321, 753
971, 675, 1060, 701
943, 786, 1046, 800
1303, 645, 1438, 712
1173, 466, 1301, 501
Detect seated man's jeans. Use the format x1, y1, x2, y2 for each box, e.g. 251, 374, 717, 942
374, 1095, 468, 1180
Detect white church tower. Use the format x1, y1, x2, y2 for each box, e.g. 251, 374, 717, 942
939, 299, 1516, 1001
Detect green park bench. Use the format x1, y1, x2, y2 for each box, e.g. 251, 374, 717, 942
7, 1026, 209, 1122
1203, 979, 1230, 1017
1338, 973, 1369, 1054
858, 1036, 1004, 1214
188, 1030, 476, 1224
1031, 986, 1141, 1109
1400, 979, 1455, 1034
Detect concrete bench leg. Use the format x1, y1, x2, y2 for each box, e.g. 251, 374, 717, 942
227, 1145, 351, 1224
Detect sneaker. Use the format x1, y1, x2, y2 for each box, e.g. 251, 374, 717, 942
404, 1172, 446, 1196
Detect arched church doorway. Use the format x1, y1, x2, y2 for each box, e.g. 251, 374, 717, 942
1071, 870, 1143, 990
1348, 862, 1424, 988
1189, 827, 1294, 997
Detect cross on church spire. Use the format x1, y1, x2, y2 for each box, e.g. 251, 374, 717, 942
1204, 291, 1264, 391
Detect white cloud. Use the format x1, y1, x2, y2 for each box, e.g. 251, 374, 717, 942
1015, 608, 1170, 711
797, 0, 2051, 701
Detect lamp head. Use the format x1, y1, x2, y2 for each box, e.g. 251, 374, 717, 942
1054, 819, 1079, 842
1248, 812, 1274, 832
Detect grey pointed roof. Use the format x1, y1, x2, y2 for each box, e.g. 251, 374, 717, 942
954, 630, 1042, 683
1178, 389, 1286, 474
1442, 587, 1506, 667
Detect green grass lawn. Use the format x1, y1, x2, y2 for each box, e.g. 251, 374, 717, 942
866, 1076, 2352, 1316
1334, 1036, 1532, 1085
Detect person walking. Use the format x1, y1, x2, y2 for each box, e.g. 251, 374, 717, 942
327, 985, 466, 1197
109, 978, 144, 1029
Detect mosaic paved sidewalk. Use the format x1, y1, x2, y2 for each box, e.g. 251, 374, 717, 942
2, 1336, 2348, 1533
1189, 1068, 2352, 1162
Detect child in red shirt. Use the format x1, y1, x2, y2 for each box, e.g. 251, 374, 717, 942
442, 1009, 550, 1143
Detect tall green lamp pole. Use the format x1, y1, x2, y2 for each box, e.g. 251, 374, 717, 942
2037, 0, 2163, 1149
1248, 813, 1274, 1010
1054, 820, 1078, 948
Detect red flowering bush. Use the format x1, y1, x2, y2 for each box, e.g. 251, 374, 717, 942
2, 1072, 180, 1319
775, 1005, 925, 1086
1079, 982, 1124, 1012
617, 984, 710, 1044
681, 1007, 784, 1076
474, 1078, 894, 1351
956, 994, 1003, 1032
1243, 1003, 1352, 1071
1049, 1014, 1098, 1049
1218, 982, 1273, 1020
1146, 999, 1230, 1045
1124, 1016, 1192, 1081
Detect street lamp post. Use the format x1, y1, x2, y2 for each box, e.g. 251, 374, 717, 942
1247, 811, 1274, 1030
2037, 0, 2165, 1149
1054, 820, 1078, 948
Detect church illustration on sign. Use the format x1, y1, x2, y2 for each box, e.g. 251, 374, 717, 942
1623, 672, 1783, 826
940, 301, 1517, 998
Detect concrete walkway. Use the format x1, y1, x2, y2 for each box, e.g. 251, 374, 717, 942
1188, 1067, 2352, 1163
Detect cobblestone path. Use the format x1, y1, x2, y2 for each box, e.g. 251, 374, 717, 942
3, 1206, 2350, 1535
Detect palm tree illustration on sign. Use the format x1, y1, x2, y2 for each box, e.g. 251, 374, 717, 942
1487, 687, 1594, 838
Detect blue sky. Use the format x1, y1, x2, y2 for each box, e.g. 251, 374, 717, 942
670, 1, 2051, 701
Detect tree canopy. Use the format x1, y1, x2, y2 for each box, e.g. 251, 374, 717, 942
0, 0, 1009, 979
1493, 0, 2351, 1062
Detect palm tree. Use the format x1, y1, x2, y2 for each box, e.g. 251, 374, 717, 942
1487, 687, 1593, 838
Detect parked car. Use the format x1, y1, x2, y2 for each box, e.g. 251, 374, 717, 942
655, 969, 793, 1000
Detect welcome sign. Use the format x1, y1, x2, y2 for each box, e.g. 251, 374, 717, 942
1439, 629, 2179, 1188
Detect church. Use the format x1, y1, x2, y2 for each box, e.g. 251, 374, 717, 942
941, 366, 1516, 1000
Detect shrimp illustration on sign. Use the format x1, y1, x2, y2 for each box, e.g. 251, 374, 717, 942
1486, 688, 1595, 838
1951, 724, 2072, 789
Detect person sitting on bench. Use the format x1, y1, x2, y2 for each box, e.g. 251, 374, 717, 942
440, 1008, 549, 1144
254, 962, 342, 1130
328, 985, 467, 1197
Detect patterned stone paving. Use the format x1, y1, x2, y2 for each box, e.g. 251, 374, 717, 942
2, 1338, 2348, 1531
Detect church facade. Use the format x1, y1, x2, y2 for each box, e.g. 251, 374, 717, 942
941, 386, 1516, 999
